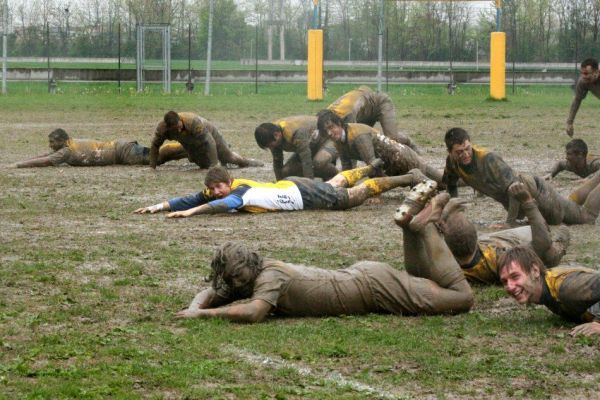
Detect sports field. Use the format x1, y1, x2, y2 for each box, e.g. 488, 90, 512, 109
1, 83, 599, 399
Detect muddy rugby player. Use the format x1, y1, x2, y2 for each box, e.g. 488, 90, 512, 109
441, 183, 570, 285
150, 111, 263, 169
14, 128, 187, 168
254, 115, 338, 181
323, 85, 420, 152
545, 139, 600, 180
317, 110, 443, 183
499, 245, 600, 337
566, 58, 600, 137
443, 127, 600, 226
175, 188, 473, 322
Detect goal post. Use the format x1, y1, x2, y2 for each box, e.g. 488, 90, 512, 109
136, 24, 171, 93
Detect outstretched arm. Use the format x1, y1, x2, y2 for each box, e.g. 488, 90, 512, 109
134, 201, 171, 214
15, 156, 56, 168
175, 298, 273, 323
166, 195, 241, 218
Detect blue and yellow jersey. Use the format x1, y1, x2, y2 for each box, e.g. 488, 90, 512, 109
168, 178, 304, 214
541, 266, 600, 323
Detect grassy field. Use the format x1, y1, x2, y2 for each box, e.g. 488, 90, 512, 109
1, 83, 599, 399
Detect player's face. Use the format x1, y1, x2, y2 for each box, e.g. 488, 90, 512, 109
566, 149, 586, 170
450, 140, 473, 165
324, 121, 344, 141
266, 132, 283, 150
223, 266, 255, 297
48, 137, 66, 151
499, 261, 542, 305
208, 180, 232, 198
580, 65, 598, 84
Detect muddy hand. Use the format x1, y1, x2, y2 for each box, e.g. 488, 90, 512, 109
508, 182, 533, 204
175, 308, 205, 319
566, 123, 574, 138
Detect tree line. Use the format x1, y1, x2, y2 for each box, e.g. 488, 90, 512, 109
1, 0, 599, 63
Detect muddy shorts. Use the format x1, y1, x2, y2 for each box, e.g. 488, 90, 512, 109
288, 177, 349, 210
522, 175, 590, 225
117, 141, 149, 165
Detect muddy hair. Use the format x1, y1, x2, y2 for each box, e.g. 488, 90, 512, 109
254, 123, 281, 149
497, 245, 547, 276
163, 111, 180, 128
317, 109, 347, 135
48, 128, 69, 142
204, 166, 232, 187
581, 58, 599, 70
442, 212, 478, 260
444, 127, 470, 151
566, 139, 588, 156
208, 242, 264, 297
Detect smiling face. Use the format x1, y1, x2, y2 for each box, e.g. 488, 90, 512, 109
449, 140, 473, 166
499, 261, 543, 305
207, 180, 233, 199
324, 121, 344, 142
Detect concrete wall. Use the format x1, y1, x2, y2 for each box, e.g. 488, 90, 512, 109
3, 67, 578, 84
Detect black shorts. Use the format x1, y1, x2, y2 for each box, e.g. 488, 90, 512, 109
288, 177, 349, 210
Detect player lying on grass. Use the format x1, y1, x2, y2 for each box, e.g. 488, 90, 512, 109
150, 111, 263, 169
317, 110, 442, 183
254, 115, 338, 181
441, 183, 570, 285
14, 128, 187, 168
443, 127, 600, 226
175, 185, 473, 322
499, 245, 600, 337
544, 139, 600, 180
323, 85, 420, 153
134, 162, 427, 217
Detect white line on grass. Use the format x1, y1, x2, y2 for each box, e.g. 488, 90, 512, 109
225, 346, 405, 400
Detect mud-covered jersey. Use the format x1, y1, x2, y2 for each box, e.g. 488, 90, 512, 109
334, 123, 379, 170
550, 155, 600, 178
246, 259, 379, 316
567, 77, 600, 124
460, 227, 532, 285
540, 266, 600, 323
443, 145, 518, 209
47, 139, 135, 166
271, 116, 322, 179
151, 112, 220, 167
327, 85, 372, 120
168, 178, 304, 213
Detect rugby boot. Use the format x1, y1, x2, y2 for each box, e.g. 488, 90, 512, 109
408, 192, 451, 232
394, 179, 437, 228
